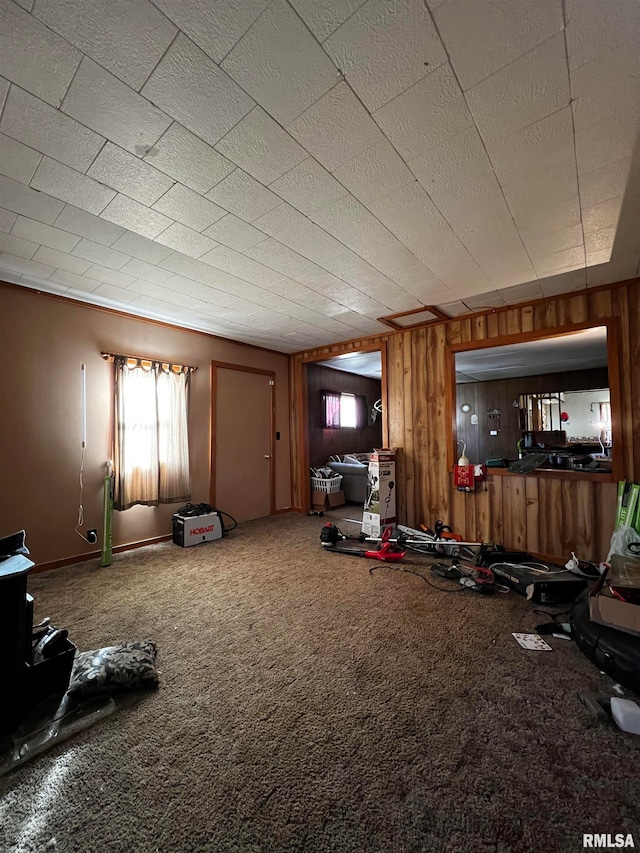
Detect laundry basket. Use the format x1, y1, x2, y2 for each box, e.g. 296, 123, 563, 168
311, 475, 343, 493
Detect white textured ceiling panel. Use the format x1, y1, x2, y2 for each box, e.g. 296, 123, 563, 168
33, 0, 177, 91
287, 82, 383, 171
87, 143, 175, 207
1, 0, 639, 352
466, 33, 570, 144
323, 0, 447, 112
0, 0, 81, 107
434, 0, 564, 92
141, 34, 254, 147
221, 0, 338, 125
151, 0, 270, 65
373, 64, 472, 161
214, 107, 307, 184
62, 59, 172, 156
1, 86, 105, 171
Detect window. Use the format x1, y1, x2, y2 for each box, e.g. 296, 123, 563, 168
112, 355, 193, 510
321, 390, 366, 429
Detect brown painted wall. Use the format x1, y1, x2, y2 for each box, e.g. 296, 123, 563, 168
456, 367, 609, 463
0, 284, 291, 567
291, 282, 640, 563
306, 364, 382, 466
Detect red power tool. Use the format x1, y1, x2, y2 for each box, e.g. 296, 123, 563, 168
320, 523, 406, 562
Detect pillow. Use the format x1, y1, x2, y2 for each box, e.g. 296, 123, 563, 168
67, 640, 159, 697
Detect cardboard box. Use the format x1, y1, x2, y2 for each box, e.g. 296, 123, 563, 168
312, 489, 345, 510
589, 566, 640, 638
363, 449, 396, 536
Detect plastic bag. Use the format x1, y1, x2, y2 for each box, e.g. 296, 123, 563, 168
607, 525, 640, 562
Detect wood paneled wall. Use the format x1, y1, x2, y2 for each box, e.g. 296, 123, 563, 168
456, 367, 609, 464
306, 364, 382, 466
290, 282, 639, 563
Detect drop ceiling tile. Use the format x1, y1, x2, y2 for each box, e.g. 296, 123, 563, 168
1, 86, 105, 171
0, 0, 81, 107
49, 269, 101, 292
120, 257, 174, 284
100, 195, 174, 239
575, 110, 640, 174
310, 195, 419, 277
62, 59, 172, 156
214, 107, 307, 185
268, 159, 348, 215
465, 33, 570, 144
92, 282, 140, 303
586, 257, 639, 286
87, 144, 174, 206
585, 249, 612, 267
205, 169, 281, 222
582, 197, 623, 235
373, 64, 472, 161
0, 134, 41, 184
244, 237, 331, 284
32, 246, 91, 275
584, 227, 616, 255
252, 202, 347, 265
324, 0, 447, 112
502, 159, 578, 223
83, 264, 136, 288
287, 82, 383, 171
533, 246, 585, 276
0, 174, 64, 224
0, 251, 55, 279
13, 0, 34, 10
70, 238, 132, 269
221, 0, 338, 125
538, 267, 586, 295
578, 157, 632, 209
155, 222, 219, 258
366, 180, 447, 249
152, 184, 226, 231
497, 280, 545, 303
434, 0, 563, 92
289, 0, 367, 42
0, 231, 38, 259
0, 208, 18, 233
571, 52, 640, 131
53, 205, 126, 247
110, 230, 173, 264
144, 130, 233, 199
152, 0, 269, 64
34, 0, 177, 91
565, 0, 640, 71
461, 290, 506, 310
12, 216, 80, 252
0, 77, 8, 111
199, 245, 284, 287
409, 125, 492, 193
141, 34, 254, 147
157, 252, 220, 282
485, 107, 575, 187
31, 158, 116, 215
332, 139, 415, 206
520, 222, 584, 257
202, 214, 266, 252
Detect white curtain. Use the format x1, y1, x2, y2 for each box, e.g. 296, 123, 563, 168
113, 357, 191, 511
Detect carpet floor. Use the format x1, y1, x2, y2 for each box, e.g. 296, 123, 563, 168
1, 511, 639, 853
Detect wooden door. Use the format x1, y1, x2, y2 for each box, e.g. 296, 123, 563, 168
211, 364, 274, 523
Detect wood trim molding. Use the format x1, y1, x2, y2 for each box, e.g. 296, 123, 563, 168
31, 534, 173, 574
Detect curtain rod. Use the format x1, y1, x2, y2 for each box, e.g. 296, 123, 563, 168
101, 351, 197, 372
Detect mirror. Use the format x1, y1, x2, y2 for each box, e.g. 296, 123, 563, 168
452, 325, 616, 475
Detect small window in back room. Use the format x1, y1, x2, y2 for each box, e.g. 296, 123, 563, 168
321, 390, 366, 429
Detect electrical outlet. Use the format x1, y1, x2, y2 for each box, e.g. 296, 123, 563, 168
87, 529, 98, 545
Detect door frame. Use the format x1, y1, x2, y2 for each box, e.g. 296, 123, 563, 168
295, 340, 388, 513
210, 361, 276, 516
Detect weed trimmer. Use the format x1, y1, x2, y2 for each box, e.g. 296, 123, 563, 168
320, 523, 406, 562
